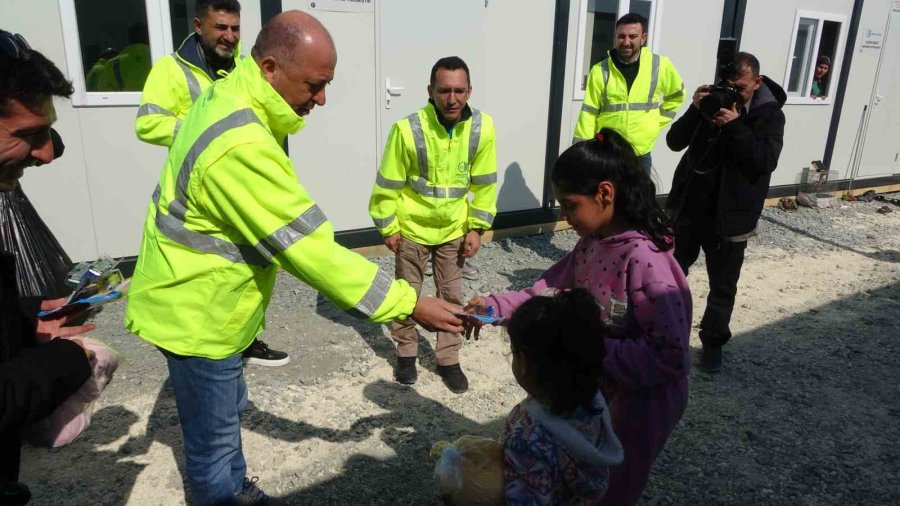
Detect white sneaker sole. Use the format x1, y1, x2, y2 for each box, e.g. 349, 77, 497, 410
243, 356, 290, 367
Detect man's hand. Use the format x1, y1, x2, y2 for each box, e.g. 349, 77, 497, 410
462, 230, 481, 258
461, 298, 493, 340
712, 102, 739, 127
384, 233, 402, 254
35, 298, 96, 343
692, 85, 711, 110
411, 296, 464, 334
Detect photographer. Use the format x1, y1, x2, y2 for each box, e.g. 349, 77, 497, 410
665, 52, 785, 373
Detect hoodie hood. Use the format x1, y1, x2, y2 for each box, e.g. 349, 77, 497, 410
521, 393, 624, 467
751, 76, 787, 111
590, 229, 667, 250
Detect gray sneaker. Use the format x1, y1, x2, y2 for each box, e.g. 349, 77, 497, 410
236, 477, 281, 505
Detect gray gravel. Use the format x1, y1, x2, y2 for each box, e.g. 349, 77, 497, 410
18, 194, 900, 505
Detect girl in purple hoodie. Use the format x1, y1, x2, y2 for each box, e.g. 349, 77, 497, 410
469, 129, 692, 505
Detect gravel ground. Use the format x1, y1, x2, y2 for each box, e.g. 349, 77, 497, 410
19, 194, 900, 505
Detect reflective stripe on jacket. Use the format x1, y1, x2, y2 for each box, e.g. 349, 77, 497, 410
135, 34, 239, 147
125, 56, 417, 359
573, 48, 685, 155
369, 103, 498, 246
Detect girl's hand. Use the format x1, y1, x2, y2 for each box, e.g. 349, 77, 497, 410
467, 296, 487, 307
461, 298, 494, 340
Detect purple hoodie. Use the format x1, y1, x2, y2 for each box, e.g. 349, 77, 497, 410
486, 230, 691, 505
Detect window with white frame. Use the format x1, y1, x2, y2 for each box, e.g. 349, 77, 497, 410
783, 10, 846, 105
59, 0, 191, 106
573, 0, 662, 100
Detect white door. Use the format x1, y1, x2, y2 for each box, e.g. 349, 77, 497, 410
282, 0, 380, 231
377, 0, 487, 161
858, 7, 900, 178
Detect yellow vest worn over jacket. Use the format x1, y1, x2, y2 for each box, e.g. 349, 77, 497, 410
573, 48, 685, 155
135, 34, 240, 147
125, 56, 417, 359
369, 103, 497, 246
90, 43, 152, 92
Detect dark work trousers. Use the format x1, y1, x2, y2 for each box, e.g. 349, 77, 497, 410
673, 217, 746, 349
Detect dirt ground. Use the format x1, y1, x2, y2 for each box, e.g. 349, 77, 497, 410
18, 200, 900, 505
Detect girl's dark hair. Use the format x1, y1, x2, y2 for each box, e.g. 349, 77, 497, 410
552, 128, 672, 250
507, 288, 606, 416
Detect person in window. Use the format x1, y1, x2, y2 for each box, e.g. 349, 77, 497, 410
811, 55, 831, 99
137, 0, 290, 368
1, 29, 97, 506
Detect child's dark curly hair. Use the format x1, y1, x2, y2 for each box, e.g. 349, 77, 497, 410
552, 128, 672, 250
507, 288, 606, 416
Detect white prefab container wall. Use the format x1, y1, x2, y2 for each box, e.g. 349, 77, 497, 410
1, 0, 897, 262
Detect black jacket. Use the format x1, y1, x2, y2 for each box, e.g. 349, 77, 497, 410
665, 76, 786, 238
1, 252, 91, 482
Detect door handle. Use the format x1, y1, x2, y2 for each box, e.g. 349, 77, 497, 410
385, 78, 405, 109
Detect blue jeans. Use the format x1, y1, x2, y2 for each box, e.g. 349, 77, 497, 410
639, 153, 653, 177
162, 349, 248, 505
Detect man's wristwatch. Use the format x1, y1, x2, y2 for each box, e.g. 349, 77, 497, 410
471, 228, 485, 236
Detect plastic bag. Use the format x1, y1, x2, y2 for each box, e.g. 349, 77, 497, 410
0, 185, 73, 298
430, 435, 505, 506
24, 337, 120, 448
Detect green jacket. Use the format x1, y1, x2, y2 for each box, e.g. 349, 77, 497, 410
125, 56, 417, 359
574, 47, 685, 155
369, 103, 498, 246
135, 34, 239, 147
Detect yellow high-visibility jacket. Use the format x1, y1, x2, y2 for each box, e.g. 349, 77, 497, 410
125, 56, 417, 359
135, 34, 240, 147
369, 103, 498, 246
573, 47, 685, 155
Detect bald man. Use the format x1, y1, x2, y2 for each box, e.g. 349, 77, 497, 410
125, 11, 464, 504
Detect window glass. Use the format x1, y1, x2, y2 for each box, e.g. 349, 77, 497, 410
76, 0, 152, 92
581, 0, 619, 90
811, 21, 840, 98
787, 17, 818, 94
169, 0, 198, 49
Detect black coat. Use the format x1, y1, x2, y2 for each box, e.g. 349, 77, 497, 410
1, 252, 91, 482
665, 76, 786, 238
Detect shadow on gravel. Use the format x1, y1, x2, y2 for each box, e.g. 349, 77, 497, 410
760, 214, 900, 263
281, 379, 505, 505
314, 294, 442, 376
645, 281, 900, 505
25, 406, 147, 505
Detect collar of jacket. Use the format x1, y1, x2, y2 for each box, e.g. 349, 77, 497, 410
424, 99, 473, 131
235, 56, 305, 140
607, 46, 650, 71
746, 75, 787, 118
175, 33, 241, 81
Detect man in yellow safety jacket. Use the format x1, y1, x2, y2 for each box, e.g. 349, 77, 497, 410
573, 12, 685, 176
137, 0, 290, 367
135, 0, 241, 148
369, 56, 498, 393
125, 12, 464, 504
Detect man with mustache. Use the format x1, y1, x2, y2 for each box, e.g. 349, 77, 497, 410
136, 0, 290, 368
1, 30, 97, 505
126, 12, 465, 503
573, 12, 685, 176
368, 57, 498, 393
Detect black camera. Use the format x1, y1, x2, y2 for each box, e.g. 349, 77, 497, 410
699, 80, 742, 120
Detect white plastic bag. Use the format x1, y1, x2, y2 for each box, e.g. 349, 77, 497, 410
24, 337, 120, 447
430, 435, 505, 506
